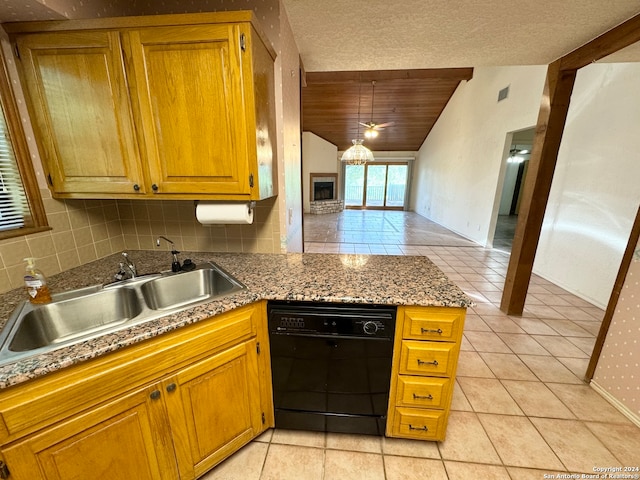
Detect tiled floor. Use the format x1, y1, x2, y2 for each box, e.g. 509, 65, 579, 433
202, 211, 640, 479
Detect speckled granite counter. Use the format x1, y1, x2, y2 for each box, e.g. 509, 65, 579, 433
0, 251, 471, 389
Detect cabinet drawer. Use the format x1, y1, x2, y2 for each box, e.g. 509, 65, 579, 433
391, 407, 446, 441
396, 376, 450, 409
399, 341, 458, 377
402, 307, 464, 342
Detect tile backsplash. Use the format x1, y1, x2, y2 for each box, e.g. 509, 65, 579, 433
0, 189, 281, 294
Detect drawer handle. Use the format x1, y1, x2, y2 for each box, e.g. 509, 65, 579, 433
421, 328, 443, 334
150, 390, 161, 400
413, 393, 433, 400
417, 359, 439, 366
409, 424, 428, 431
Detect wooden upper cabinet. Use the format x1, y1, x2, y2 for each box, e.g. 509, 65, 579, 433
126, 25, 249, 195
16, 31, 146, 195
9, 13, 277, 200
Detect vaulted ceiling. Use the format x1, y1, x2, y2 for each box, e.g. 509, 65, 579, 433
302, 69, 473, 151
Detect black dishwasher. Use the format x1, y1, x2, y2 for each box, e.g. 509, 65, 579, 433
267, 301, 396, 436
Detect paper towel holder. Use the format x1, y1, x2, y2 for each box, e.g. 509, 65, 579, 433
194, 200, 256, 212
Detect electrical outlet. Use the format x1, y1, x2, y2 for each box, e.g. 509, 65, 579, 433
288, 208, 293, 225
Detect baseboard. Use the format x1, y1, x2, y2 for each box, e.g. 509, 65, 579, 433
590, 380, 640, 428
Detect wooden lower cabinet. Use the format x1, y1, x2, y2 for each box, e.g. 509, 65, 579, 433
166, 340, 263, 479
1, 384, 176, 480
0, 302, 272, 480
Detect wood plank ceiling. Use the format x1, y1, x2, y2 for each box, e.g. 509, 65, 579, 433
302, 69, 473, 152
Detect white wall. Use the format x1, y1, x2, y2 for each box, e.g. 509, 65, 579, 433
302, 132, 338, 213
533, 63, 640, 307
410, 66, 546, 245
276, 4, 303, 252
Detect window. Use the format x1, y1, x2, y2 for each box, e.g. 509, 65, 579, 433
0, 44, 47, 239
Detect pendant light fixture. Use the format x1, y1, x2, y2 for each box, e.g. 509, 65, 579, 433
341, 78, 374, 165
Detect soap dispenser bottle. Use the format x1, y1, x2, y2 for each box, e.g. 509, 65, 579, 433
24, 257, 51, 304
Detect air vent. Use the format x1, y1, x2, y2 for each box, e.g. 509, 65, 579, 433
498, 86, 509, 102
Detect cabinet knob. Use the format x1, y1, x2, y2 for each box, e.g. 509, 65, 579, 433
133, 183, 140, 191
150, 390, 161, 400
166, 383, 177, 393
152, 183, 159, 192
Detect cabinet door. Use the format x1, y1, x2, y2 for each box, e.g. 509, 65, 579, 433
17, 31, 145, 195
126, 25, 250, 195
1, 385, 177, 480
165, 339, 262, 479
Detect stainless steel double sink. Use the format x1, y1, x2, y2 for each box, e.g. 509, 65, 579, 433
0, 263, 246, 366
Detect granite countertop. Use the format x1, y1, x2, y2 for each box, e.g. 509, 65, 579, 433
0, 251, 472, 389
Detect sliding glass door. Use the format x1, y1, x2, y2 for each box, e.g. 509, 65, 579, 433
344, 162, 408, 209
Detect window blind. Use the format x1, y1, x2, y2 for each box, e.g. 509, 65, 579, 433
0, 101, 30, 232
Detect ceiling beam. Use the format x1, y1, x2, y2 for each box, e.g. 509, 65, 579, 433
500, 11, 640, 315
560, 12, 640, 70
305, 68, 474, 85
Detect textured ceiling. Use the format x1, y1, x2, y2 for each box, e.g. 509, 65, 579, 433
282, 0, 640, 71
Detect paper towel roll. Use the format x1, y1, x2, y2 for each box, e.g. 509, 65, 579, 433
196, 202, 254, 225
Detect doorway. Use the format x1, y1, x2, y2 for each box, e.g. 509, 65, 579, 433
493, 128, 534, 252
344, 162, 408, 210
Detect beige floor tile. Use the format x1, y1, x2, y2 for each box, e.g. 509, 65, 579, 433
501, 380, 575, 419
254, 429, 273, 443
381, 436, 440, 459
464, 314, 492, 331
511, 317, 559, 335
585, 422, 640, 465
460, 334, 475, 351
479, 353, 538, 381
437, 411, 502, 464
464, 331, 512, 353
478, 414, 564, 470
566, 336, 596, 355
531, 335, 589, 358
323, 450, 385, 480
549, 384, 633, 424
573, 320, 602, 335
450, 380, 473, 411
201, 442, 267, 480
530, 418, 620, 473
271, 428, 326, 448
556, 357, 589, 378
444, 461, 511, 479
480, 315, 526, 333
506, 467, 575, 479
456, 351, 496, 378
260, 444, 324, 480
325, 432, 382, 453
457, 377, 523, 415
524, 305, 567, 319
519, 355, 583, 384
384, 456, 447, 480
496, 333, 550, 355
543, 319, 593, 337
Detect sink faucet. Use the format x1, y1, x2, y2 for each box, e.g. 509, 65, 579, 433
156, 236, 181, 272
121, 252, 137, 278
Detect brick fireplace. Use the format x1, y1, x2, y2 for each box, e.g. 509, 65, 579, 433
310, 173, 344, 214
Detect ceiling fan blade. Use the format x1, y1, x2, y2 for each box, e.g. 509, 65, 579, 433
374, 122, 395, 129
358, 122, 372, 128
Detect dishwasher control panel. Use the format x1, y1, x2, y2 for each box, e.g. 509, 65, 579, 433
267, 301, 396, 339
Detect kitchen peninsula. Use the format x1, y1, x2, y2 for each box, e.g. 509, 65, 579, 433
0, 252, 471, 479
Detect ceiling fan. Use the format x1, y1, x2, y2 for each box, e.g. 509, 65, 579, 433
359, 81, 394, 138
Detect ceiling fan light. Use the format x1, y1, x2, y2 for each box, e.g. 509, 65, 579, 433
341, 139, 374, 165
364, 128, 378, 139
364, 128, 378, 138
